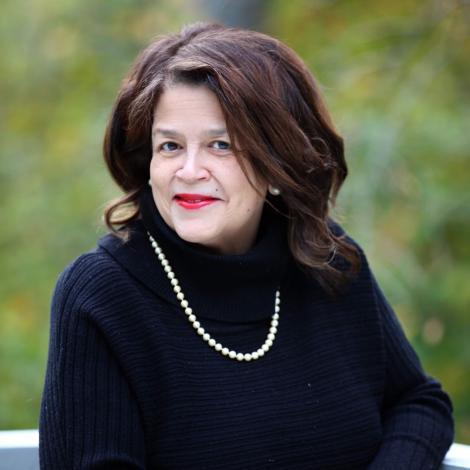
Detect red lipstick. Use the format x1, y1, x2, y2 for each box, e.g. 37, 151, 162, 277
174, 193, 219, 210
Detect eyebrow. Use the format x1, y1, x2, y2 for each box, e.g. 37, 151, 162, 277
153, 127, 228, 139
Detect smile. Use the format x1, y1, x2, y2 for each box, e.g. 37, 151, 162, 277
174, 194, 220, 210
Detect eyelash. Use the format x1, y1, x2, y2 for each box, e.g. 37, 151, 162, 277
159, 142, 180, 152
211, 140, 231, 151
157, 141, 231, 153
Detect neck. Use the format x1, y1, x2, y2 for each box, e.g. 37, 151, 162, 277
139, 187, 290, 323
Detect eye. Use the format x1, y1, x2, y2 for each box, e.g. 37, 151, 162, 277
158, 141, 180, 152
210, 140, 231, 151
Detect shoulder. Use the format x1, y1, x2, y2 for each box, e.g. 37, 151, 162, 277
324, 220, 391, 317
326, 218, 370, 277
55, 220, 147, 296
52, 220, 164, 317
51, 242, 127, 314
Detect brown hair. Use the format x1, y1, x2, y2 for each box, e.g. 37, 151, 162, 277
103, 22, 360, 293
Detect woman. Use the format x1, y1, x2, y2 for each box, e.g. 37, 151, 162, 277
40, 22, 454, 469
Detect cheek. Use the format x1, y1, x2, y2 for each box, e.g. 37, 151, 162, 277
150, 159, 173, 194
223, 162, 266, 198
149, 157, 158, 182
230, 181, 266, 213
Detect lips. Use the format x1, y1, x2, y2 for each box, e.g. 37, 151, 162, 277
174, 193, 220, 210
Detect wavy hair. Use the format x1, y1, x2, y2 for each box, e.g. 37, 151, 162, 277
103, 22, 360, 293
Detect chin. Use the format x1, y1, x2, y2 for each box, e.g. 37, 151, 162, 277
174, 223, 218, 247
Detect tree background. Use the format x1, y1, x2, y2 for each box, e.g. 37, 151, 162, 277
1, 0, 468, 442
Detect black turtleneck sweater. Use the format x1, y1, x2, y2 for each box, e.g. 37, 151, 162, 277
39, 189, 454, 469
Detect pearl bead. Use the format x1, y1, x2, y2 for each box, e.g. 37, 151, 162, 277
147, 232, 280, 362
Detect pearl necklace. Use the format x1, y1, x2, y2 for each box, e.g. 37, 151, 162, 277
148, 232, 280, 361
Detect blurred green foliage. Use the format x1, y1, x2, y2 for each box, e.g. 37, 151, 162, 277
267, 0, 470, 441
1, 0, 468, 443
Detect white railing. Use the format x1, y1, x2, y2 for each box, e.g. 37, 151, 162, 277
0, 430, 39, 470
0, 430, 469, 469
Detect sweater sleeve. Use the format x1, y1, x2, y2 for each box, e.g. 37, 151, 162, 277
39, 256, 147, 469
367, 275, 454, 470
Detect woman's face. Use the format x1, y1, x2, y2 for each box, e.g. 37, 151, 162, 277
150, 84, 267, 255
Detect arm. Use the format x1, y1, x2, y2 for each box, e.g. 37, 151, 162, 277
367, 275, 454, 469
39, 257, 147, 469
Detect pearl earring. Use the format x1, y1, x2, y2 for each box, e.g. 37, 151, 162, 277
268, 185, 281, 196
148, 179, 152, 187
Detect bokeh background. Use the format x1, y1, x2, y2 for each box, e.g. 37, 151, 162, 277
1, 0, 469, 442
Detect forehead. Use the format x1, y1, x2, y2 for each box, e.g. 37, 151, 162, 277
153, 84, 226, 127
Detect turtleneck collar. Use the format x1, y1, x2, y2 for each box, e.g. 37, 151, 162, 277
100, 187, 291, 323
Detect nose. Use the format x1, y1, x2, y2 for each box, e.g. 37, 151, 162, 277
175, 147, 210, 182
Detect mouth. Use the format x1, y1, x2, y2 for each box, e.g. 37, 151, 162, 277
174, 193, 220, 210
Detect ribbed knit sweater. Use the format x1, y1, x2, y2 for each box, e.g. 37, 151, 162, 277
39, 189, 454, 469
